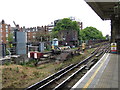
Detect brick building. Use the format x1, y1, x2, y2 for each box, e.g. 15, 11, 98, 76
54, 17, 83, 46
25, 26, 50, 42
0, 20, 11, 44
58, 30, 78, 46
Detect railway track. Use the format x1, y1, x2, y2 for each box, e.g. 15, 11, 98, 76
26, 43, 110, 90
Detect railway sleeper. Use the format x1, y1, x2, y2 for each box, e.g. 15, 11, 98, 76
53, 66, 86, 90
95, 52, 103, 57
26, 64, 75, 90
88, 61, 97, 70
82, 71, 86, 74
85, 61, 95, 70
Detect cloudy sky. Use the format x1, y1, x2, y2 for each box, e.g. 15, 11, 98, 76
0, 0, 111, 36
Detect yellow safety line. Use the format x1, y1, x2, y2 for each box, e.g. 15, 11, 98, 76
83, 54, 109, 89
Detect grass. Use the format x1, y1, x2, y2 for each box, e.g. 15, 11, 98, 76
36, 65, 47, 69
20, 59, 38, 67
71, 47, 78, 50
2, 65, 48, 88
55, 63, 64, 71
2, 48, 95, 89
4, 62, 11, 66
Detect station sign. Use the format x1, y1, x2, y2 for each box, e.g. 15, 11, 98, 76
111, 43, 117, 54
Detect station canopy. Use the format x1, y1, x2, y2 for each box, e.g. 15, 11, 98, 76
85, 0, 120, 20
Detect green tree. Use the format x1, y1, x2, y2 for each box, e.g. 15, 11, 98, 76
6, 33, 14, 48
7, 33, 14, 42
52, 18, 80, 39
80, 26, 105, 41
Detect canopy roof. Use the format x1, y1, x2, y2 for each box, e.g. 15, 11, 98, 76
85, 0, 120, 20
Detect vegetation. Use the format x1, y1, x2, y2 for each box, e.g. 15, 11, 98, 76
6, 33, 14, 48
2, 48, 95, 88
20, 59, 37, 67
80, 26, 105, 41
7, 33, 14, 43
52, 18, 80, 39
34, 18, 106, 45
52, 18, 105, 42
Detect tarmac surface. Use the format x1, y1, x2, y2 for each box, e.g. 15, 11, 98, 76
71, 53, 119, 89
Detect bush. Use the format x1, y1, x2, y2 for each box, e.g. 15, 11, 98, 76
4, 62, 11, 65
20, 59, 38, 67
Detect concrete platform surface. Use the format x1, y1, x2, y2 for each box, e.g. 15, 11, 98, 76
71, 53, 119, 89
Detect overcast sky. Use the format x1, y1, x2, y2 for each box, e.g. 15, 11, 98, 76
0, 0, 111, 36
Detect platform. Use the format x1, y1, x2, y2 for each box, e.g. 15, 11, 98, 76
71, 53, 119, 89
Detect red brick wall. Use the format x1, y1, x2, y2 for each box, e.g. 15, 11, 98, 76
1, 21, 11, 44
2, 23, 6, 44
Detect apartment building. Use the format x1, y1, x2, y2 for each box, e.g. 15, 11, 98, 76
26, 27, 37, 42
26, 26, 50, 42
47, 23, 54, 32
0, 20, 11, 44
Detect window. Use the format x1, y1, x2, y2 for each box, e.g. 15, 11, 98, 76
6, 34, 8, 37
6, 28, 8, 32
6, 25, 8, 28
0, 24, 2, 28
33, 36, 35, 38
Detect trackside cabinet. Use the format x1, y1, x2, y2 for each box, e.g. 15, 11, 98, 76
34, 52, 43, 59
28, 52, 35, 58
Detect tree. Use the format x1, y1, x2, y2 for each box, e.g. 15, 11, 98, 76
6, 33, 14, 48
7, 33, 14, 43
52, 18, 80, 39
80, 26, 105, 40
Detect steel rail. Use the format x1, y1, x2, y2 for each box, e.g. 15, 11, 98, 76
53, 65, 86, 90
26, 43, 110, 90
26, 64, 75, 90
